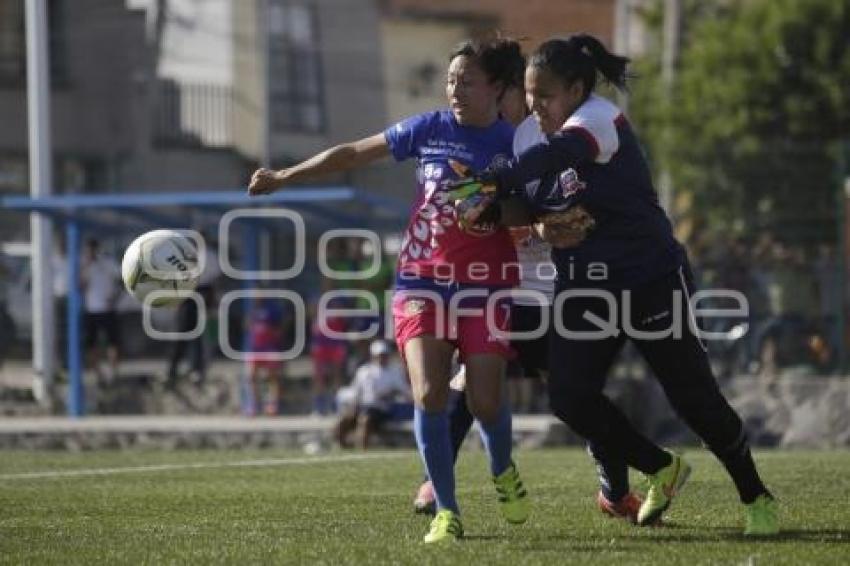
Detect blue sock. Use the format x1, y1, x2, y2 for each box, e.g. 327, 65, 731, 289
414, 408, 459, 513
478, 404, 513, 476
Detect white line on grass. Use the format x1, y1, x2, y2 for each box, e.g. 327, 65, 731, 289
0, 452, 408, 480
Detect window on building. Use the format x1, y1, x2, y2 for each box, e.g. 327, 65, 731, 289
267, 1, 325, 133
0, 0, 25, 83
0, 0, 68, 87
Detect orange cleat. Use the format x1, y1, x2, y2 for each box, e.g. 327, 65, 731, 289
597, 491, 655, 525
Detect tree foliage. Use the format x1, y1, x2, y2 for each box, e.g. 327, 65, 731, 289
630, 0, 850, 245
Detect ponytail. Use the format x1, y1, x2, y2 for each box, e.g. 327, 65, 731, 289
529, 34, 630, 98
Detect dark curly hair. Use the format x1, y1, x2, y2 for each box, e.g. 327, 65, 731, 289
449, 37, 526, 97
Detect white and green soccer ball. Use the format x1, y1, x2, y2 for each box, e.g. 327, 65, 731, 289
121, 229, 200, 307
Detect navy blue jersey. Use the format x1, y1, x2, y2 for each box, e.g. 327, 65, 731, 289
496, 95, 684, 290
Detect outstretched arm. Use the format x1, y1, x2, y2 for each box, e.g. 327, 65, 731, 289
248, 133, 390, 195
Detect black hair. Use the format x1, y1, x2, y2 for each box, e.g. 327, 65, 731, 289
449, 37, 526, 96
529, 34, 629, 99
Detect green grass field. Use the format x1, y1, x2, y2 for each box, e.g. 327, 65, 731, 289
1, 448, 848, 565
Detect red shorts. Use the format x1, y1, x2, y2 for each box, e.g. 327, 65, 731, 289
391, 290, 513, 363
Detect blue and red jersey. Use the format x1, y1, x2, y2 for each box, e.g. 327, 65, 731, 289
384, 110, 519, 288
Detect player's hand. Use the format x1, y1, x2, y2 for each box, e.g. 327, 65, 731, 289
248, 168, 287, 196
535, 206, 596, 248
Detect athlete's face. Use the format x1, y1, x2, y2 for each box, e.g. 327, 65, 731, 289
446, 55, 500, 127
525, 65, 584, 135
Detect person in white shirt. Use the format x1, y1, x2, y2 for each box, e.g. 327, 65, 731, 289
166, 237, 221, 388
335, 340, 411, 449
81, 239, 121, 384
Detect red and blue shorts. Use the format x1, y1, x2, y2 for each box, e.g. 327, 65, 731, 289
391, 279, 513, 363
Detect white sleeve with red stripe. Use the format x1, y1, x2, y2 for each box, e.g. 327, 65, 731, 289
561, 94, 623, 164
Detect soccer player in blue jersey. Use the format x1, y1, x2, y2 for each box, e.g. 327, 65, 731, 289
249, 38, 530, 544
414, 77, 646, 524
450, 34, 779, 536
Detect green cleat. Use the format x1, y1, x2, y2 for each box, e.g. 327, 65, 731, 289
423, 509, 463, 544
637, 451, 692, 526
744, 494, 779, 536
493, 461, 530, 525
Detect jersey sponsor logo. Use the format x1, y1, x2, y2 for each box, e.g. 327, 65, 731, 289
559, 168, 587, 199
403, 298, 428, 317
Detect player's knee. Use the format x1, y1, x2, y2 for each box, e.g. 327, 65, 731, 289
466, 395, 500, 425
413, 381, 447, 412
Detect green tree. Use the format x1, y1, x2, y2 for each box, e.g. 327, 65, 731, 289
631, 0, 850, 245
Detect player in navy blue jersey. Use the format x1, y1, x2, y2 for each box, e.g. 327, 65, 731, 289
450, 34, 778, 536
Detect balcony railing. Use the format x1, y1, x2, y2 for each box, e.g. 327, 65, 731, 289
154, 80, 233, 149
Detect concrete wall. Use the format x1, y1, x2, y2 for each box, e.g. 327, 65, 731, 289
385, 0, 617, 49
380, 18, 468, 125
231, 0, 265, 162
0, 0, 251, 198
0, 0, 148, 156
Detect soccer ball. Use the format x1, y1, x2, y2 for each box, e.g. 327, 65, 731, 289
121, 230, 200, 307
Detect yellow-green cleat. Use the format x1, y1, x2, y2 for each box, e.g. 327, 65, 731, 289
493, 461, 530, 524
744, 494, 779, 536
637, 451, 692, 526
423, 509, 463, 544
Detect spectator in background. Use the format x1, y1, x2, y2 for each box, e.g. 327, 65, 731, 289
246, 295, 290, 416
81, 239, 121, 386
331, 237, 372, 373
813, 243, 840, 372
759, 243, 819, 376
747, 234, 774, 371
52, 239, 68, 368
166, 234, 221, 388
350, 243, 396, 370
335, 340, 411, 449
309, 277, 348, 415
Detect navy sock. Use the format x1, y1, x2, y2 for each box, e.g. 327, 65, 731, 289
713, 432, 769, 504
478, 404, 513, 477
587, 443, 629, 502
414, 408, 459, 513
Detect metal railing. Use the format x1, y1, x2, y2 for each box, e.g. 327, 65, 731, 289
153, 80, 233, 149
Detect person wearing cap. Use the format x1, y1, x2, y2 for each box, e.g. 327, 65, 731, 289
334, 340, 411, 449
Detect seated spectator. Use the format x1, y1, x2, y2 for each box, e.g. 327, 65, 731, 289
335, 340, 411, 449
309, 277, 348, 415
